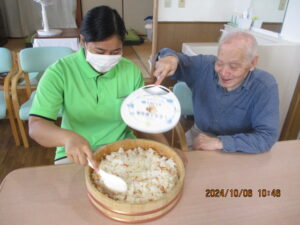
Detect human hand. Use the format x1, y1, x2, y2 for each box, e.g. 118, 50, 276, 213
173, 148, 188, 167
64, 131, 98, 168
192, 133, 223, 151
153, 56, 179, 85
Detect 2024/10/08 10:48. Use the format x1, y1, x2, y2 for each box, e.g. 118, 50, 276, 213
205, 189, 281, 198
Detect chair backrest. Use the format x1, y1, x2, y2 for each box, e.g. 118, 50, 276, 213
173, 82, 194, 116
19, 46, 74, 72
0, 48, 13, 119
0, 48, 12, 73
0, 90, 6, 119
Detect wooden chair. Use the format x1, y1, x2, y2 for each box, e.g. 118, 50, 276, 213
11, 47, 73, 148
171, 82, 194, 152
0, 48, 21, 146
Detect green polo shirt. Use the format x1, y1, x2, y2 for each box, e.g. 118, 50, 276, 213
30, 48, 144, 160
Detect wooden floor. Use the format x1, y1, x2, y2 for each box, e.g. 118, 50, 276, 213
0, 38, 186, 183
0, 120, 55, 182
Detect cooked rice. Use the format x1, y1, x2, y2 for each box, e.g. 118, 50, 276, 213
91, 147, 179, 203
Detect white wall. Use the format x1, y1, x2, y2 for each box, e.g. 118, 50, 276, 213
158, 0, 286, 22
81, 0, 152, 34
81, 0, 122, 16
250, 0, 288, 22
158, 0, 248, 22
280, 0, 300, 43
123, 0, 153, 34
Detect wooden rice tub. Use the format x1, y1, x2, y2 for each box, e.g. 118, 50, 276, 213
85, 139, 185, 223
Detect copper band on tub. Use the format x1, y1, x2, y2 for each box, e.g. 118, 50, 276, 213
87, 187, 183, 216
88, 190, 183, 223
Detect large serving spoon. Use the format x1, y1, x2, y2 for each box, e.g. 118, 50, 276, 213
87, 159, 127, 193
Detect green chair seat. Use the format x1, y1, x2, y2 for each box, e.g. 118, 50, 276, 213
19, 91, 63, 120
0, 47, 21, 146
0, 48, 12, 72
19, 91, 36, 121
18, 72, 43, 86
16, 46, 73, 147
0, 91, 6, 119
173, 82, 194, 116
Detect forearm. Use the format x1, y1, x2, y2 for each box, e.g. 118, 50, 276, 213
158, 48, 212, 87
219, 130, 278, 153
158, 48, 183, 79
29, 116, 75, 148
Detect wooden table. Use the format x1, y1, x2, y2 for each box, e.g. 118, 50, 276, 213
33, 28, 80, 51
1, 140, 300, 225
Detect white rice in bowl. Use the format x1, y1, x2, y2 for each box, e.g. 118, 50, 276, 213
91, 147, 179, 204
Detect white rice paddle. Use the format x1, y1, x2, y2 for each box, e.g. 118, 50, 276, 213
87, 159, 127, 193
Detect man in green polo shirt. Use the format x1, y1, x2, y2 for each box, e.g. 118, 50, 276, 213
29, 6, 154, 168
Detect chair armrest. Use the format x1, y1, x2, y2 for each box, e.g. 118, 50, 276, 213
4, 72, 14, 114
11, 51, 33, 115
16, 52, 32, 97
11, 70, 23, 117
4, 51, 18, 115
174, 123, 189, 152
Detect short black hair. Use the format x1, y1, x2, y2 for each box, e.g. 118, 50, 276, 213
80, 6, 126, 42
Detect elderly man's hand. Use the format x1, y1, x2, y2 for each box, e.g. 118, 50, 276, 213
154, 56, 179, 85
192, 133, 223, 151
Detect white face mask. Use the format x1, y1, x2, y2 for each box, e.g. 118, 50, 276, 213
86, 49, 122, 73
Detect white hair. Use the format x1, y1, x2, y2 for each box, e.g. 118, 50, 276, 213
218, 31, 258, 62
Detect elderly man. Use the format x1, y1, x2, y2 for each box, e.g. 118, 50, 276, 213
154, 31, 279, 153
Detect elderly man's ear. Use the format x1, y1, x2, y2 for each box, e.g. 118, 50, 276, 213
250, 56, 259, 71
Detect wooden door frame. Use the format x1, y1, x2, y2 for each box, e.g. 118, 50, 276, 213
280, 74, 300, 140
76, 0, 83, 28
149, 0, 158, 82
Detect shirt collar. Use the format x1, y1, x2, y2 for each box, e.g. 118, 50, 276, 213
240, 70, 253, 90
77, 48, 118, 79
